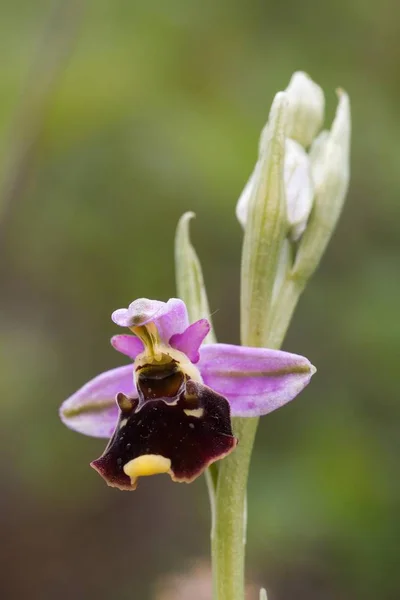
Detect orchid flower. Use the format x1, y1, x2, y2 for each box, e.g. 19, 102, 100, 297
60, 297, 315, 490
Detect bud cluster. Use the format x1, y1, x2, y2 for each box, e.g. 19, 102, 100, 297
237, 72, 351, 344
237, 72, 350, 247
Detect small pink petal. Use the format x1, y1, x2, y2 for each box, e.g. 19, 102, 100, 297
111, 335, 144, 359
170, 319, 210, 363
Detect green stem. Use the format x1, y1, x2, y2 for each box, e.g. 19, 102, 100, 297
212, 416, 259, 600
212, 279, 303, 600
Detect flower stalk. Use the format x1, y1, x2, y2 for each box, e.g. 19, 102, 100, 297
175, 213, 279, 599
212, 284, 302, 600
174, 212, 305, 600
175, 72, 350, 600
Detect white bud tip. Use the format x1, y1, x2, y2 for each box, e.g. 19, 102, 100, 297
285, 71, 325, 148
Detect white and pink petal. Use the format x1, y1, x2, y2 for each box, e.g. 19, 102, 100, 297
111, 297, 189, 344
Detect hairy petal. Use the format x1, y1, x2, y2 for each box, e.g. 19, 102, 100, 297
60, 365, 135, 438
198, 344, 315, 417
111, 334, 144, 359
169, 319, 210, 363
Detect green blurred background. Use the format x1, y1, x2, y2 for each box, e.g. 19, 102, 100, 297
0, 1, 399, 599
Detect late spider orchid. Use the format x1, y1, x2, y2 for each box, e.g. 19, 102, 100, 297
60, 297, 315, 491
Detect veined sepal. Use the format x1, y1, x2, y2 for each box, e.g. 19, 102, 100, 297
175, 212, 216, 343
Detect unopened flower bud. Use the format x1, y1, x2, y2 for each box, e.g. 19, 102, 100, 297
284, 139, 314, 240
236, 73, 350, 336
293, 89, 351, 281
285, 71, 325, 148
236, 138, 313, 242
240, 92, 288, 346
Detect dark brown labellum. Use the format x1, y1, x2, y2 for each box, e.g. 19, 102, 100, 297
91, 380, 237, 490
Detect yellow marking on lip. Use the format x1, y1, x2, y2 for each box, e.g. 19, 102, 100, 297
134, 346, 203, 385
183, 408, 204, 418
123, 454, 171, 485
